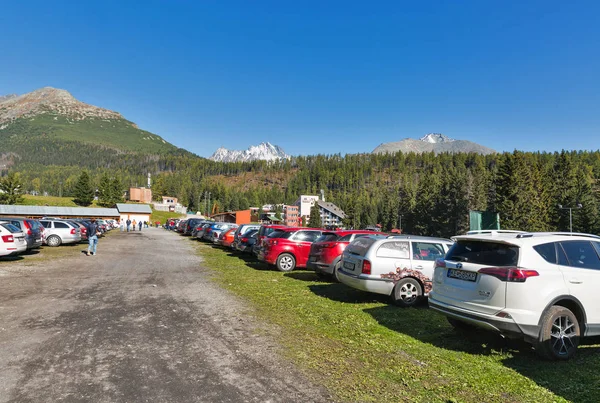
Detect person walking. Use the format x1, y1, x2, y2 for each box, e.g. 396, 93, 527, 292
138, 220, 143, 231
120, 220, 124, 232
87, 218, 100, 256
126, 219, 131, 232
132, 219, 137, 231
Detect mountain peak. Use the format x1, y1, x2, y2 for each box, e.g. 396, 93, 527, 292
0, 86, 123, 128
419, 133, 454, 143
209, 142, 290, 162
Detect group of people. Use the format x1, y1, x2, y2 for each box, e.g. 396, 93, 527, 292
120, 219, 149, 232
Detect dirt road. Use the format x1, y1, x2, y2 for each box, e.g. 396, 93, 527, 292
0, 228, 330, 402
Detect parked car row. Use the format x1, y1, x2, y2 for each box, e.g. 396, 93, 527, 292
174, 222, 600, 361
0, 216, 118, 258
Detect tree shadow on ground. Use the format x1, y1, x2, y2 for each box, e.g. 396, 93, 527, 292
364, 304, 600, 403
224, 252, 271, 271
283, 271, 328, 282
0, 255, 24, 262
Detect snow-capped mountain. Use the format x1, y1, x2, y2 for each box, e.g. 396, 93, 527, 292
373, 133, 495, 155
209, 142, 290, 163
419, 133, 455, 143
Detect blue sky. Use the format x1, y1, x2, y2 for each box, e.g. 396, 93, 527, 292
1, 1, 599, 157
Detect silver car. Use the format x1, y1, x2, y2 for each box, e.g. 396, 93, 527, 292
39, 219, 82, 247
338, 234, 453, 307
0, 221, 27, 256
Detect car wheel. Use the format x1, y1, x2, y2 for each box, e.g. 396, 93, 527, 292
535, 305, 580, 360
276, 253, 296, 272
46, 235, 62, 247
392, 278, 422, 307
447, 317, 475, 331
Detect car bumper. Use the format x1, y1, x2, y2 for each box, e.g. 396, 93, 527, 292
337, 269, 394, 296
428, 296, 538, 339
307, 259, 335, 274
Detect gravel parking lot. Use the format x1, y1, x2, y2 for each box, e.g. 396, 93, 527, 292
0, 228, 330, 402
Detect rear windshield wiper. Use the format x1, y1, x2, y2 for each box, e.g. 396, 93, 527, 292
448, 256, 469, 262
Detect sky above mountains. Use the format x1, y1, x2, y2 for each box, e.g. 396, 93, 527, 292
1, 1, 599, 157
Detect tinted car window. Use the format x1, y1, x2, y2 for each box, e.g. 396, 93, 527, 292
54, 222, 69, 229
377, 241, 410, 259
345, 236, 382, 256
534, 242, 557, 264
295, 231, 320, 243
446, 241, 519, 266
9, 220, 21, 229
268, 230, 292, 239
412, 242, 445, 261
1, 223, 21, 233
40, 221, 51, 229
317, 233, 339, 243
560, 240, 600, 270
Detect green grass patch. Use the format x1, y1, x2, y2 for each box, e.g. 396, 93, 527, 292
196, 243, 600, 403
150, 207, 185, 224
20, 194, 81, 207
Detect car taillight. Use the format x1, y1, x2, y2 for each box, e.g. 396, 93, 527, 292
24, 221, 32, 235
322, 242, 335, 248
478, 267, 539, 282
241, 237, 248, 243
2, 235, 14, 242
435, 258, 446, 268
269, 239, 278, 246
362, 259, 371, 275
70, 229, 76, 235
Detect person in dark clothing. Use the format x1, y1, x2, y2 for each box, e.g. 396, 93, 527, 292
138, 220, 143, 231
87, 218, 100, 256
126, 219, 131, 232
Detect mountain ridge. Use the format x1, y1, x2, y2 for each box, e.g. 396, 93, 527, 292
373, 133, 495, 155
209, 142, 290, 162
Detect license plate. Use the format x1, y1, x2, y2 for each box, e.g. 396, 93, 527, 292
343, 261, 355, 270
447, 268, 477, 282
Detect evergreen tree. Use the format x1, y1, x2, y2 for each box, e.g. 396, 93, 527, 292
73, 171, 94, 206
110, 177, 124, 205
97, 173, 112, 207
0, 172, 24, 205
309, 201, 322, 228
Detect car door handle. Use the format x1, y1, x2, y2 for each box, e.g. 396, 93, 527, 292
415, 265, 423, 270
569, 279, 583, 284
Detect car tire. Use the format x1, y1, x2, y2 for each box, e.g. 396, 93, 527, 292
392, 278, 422, 307
46, 235, 62, 247
276, 253, 296, 272
535, 305, 580, 360
447, 317, 475, 331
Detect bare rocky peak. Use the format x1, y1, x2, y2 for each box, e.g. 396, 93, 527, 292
0, 86, 123, 128
373, 133, 495, 155
209, 142, 290, 162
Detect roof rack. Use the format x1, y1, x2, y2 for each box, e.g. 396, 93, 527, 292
515, 232, 600, 240
465, 230, 526, 236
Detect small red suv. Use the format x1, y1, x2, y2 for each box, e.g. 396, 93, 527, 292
258, 227, 323, 272
308, 230, 378, 281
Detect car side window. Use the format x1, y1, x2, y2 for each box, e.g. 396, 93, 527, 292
560, 240, 600, 270
295, 231, 320, 243
411, 242, 445, 261
54, 222, 69, 229
40, 221, 51, 229
10, 221, 21, 229
338, 234, 353, 242
533, 242, 557, 264
377, 241, 410, 259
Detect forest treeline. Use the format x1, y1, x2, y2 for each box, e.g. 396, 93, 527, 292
8, 146, 600, 238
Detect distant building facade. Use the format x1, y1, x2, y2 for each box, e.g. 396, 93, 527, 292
129, 187, 152, 204
283, 205, 300, 226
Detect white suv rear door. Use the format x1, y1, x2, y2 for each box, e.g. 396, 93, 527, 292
556, 240, 600, 326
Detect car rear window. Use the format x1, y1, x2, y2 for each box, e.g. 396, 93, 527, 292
345, 236, 381, 256
447, 241, 519, 266
317, 233, 339, 243
1, 223, 21, 233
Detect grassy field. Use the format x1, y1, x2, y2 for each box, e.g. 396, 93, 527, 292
20, 194, 86, 207
150, 208, 185, 224
195, 242, 600, 403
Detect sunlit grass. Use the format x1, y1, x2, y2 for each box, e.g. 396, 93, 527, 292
196, 241, 600, 403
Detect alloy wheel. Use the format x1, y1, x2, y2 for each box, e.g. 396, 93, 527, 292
550, 315, 578, 357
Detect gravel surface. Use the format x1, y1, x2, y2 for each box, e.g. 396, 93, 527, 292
0, 228, 331, 402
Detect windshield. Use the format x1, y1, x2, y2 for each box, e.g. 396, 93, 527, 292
1, 223, 21, 233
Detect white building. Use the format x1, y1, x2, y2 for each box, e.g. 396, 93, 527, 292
294, 195, 320, 218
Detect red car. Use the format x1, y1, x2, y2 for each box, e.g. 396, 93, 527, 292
307, 230, 379, 281
257, 227, 323, 272
253, 224, 288, 256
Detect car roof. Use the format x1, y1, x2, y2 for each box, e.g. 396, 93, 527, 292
326, 230, 380, 236
383, 234, 453, 243
452, 231, 600, 247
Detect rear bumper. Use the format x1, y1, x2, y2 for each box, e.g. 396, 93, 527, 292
337, 269, 394, 296
307, 259, 335, 274
428, 297, 539, 339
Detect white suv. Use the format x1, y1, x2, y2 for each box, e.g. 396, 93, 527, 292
429, 231, 600, 360
338, 235, 453, 307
